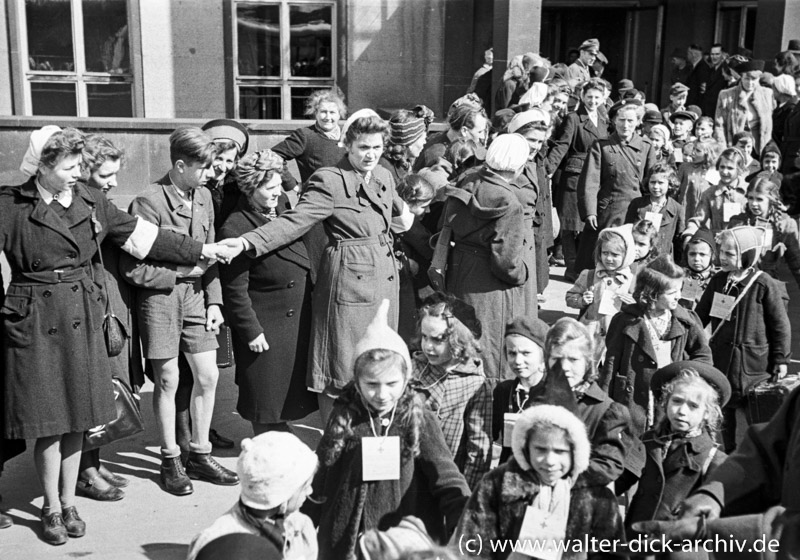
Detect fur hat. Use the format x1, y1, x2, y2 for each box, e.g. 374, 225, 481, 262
202, 119, 250, 155
353, 299, 412, 374
716, 226, 766, 269
738, 59, 765, 74
511, 404, 590, 479
598, 223, 637, 270
485, 133, 530, 173
20, 125, 62, 176
505, 316, 549, 350
237, 432, 318, 510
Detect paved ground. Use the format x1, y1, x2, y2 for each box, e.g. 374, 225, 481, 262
1, 265, 798, 559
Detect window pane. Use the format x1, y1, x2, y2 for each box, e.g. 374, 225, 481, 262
291, 86, 320, 119
290, 4, 332, 77
82, 0, 129, 73
717, 7, 743, 51
30, 82, 77, 116
87, 83, 132, 117
26, 0, 75, 71
239, 86, 281, 119
744, 7, 757, 51
237, 4, 280, 77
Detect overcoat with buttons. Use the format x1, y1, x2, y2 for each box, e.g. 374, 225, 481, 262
0, 178, 202, 439
219, 194, 318, 424
240, 156, 402, 391
624, 195, 685, 259
602, 303, 713, 437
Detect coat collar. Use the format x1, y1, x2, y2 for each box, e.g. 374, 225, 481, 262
158, 173, 205, 219
334, 156, 390, 211
610, 132, 645, 152
619, 304, 690, 362
21, 178, 95, 249
644, 428, 717, 474
577, 105, 607, 134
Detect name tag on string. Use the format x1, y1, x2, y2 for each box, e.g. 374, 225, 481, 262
597, 288, 621, 316
763, 228, 773, 250
653, 340, 672, 369
518, 506, 567, 560
644, 211, 663, 230
673, 151, 684, 164
709, 292, 736, 320
503, 413, 519, 448
362, 436, 400, 481
681, 278, 703, 301
723, 202, 742, 223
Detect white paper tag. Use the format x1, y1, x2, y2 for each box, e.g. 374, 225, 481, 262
681, 278, 703, 301
709, 292, 736, 320
763, 228, 773, 250
654, 340, 672, 369
644, 211, 663, 230
518, 506, 567, 560
723, 202, 742, 223
503, 413, 519, 448
597, 289, 621, 316
673, 150, 684, 164
362, 436, 400, 481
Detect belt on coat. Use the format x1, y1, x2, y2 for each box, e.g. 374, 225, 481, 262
332, 233, 391, 248
11, 265, 90, 285
452, 242, 491, 258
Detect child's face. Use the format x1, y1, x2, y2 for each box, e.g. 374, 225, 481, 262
648, 131, 665, 151
547, 338, 589, 389
682, 143, 694, 160
717, 158, 740, 185
696, 121, 712, 139
648, 172, 670, 199
527, 427, 572, 486
505, 335, 545, 386
747, 192, 770, 218
686, 242, 712, 272
718, 237, 740, 271
283, 475, 314, 514
735, 137, 754, 158
357, 363, 406, 415
672, 117, 692, 137
654, 278, 683, 312
420, 315, 454, 367
633, 233, 651, 259
670, 92, 688, 107
691, 146, 708, 165
666, 384, 709, 434
600, 241, 625, 271
762, 154, 780, 174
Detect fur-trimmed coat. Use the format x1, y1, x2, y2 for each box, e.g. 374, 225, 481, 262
304, 384, 470, 560
452, 457, 625, 559
714, 83, 774, 155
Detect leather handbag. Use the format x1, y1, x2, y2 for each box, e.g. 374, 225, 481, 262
216, 324, 234, 368
83, 377, 145, 451
90, 209, 129, 357
427, 211, 455, 292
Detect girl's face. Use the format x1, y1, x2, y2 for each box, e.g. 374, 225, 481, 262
547, 338, 590, 389
695, 121, 713, 139
648, 131, 665, 151
89, 158, 121, 193
527, 427, 572, 486
357, 362, 406, 415
666, 383, 709, 434
250, 172, 282, 209
718, 237, 740, 271
600, 240, 625, 271
747, 191, 770, 218
522, 129, 548, 161
211, 147, 238, 181
686, 242, 712, 272
505, 335, 545, 386
692, 146, 708, 165
633, 233, 652, 259
408, 134, 426, 159
420, 315, 454, 367
582, 88, 603, 112
347, 133, 384, 175
551, 93, 569, 115
315, 102, 341, 132
762, 154, 780, 174
717, 157, 740, 185
648, 172, 670, 199
654, 278, 684, 312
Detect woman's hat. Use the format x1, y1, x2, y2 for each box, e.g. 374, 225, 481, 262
504, 316, 549, 350
353, 299, 412, 374
518, 82, 549, 108
237, 432, 318, 510
389, 116, 426, 147
339, 108, 381, 147
485, 133, 530, 172
202, 119, 250, 155
738, 59, 765, 74
530, 66, 550, 83
20, 125, 62, 176
787, 39, 800, 55
507, 108, 550, 134
651, 361, 732, 407
511, 404, 590, 478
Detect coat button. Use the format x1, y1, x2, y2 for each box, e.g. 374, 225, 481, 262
286, 310, 295, 317
48, 327, 58, 335
386, 251, 392, 258
43, 290, 52, 298
637, 356, 644, 363
32, 260, 41, 270
72, 321, 80, 329
287, 281, 295, 288
627, 387, 633, 394
388, 275, 394, 281
71, 285, 79, 292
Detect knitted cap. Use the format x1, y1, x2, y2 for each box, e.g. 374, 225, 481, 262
389, 116, 426, 147
353, 299, 412, 374
716, 226, 766, 269
505, 316, 549, 350
599, 223, 637, 269
485, 133, 529, 173
761, 141, 782, 160
507, 108, 551, 134
20, 125, 62, 176
237, 432, 318, 510
650, 124, 671, 141
687, 228, 716, 255
202, 119, 250, 155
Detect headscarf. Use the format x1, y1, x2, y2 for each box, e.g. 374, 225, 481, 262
485, 133, 529, 173
507, 108, 551, 134
20, 125, 62, 176
338, 108, 381, 148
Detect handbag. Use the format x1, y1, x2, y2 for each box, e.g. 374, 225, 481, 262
91, 210, 129, 357
216, 324, 234, 368
427, 211, 455, 292
83, 377, 145, 451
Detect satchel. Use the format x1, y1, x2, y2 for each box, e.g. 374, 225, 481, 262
83, 377, 145, 451
91, 209, 130, 357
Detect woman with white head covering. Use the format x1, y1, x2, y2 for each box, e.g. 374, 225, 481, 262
437, 134, 533, 385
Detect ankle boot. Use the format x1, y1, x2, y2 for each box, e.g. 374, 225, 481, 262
61, 506, 86, 538
159, 456, 193, 496
185, 452, 239, 486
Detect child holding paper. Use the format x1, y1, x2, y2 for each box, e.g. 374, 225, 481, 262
602, 256, 712, 437
695, 227, 791, 452
625, 162, 685, 260
305, 300, 469, 560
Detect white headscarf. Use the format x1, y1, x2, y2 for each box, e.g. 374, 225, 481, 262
485, 133, 530, 173
338, 109, 382, 148
507, 108, 551, 134
20, 125, 62, 176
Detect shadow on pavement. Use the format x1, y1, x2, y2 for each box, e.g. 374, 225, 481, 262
141, 542, 189, 560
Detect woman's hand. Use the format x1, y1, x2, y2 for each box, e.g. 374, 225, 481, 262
205, 305, 224, 334
582, 290, 594, 305
214, 238, 247, 264
586, 215, 598, 229
248, 333, 270, 353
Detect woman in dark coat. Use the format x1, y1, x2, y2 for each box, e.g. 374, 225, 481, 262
545, 79, 609, 280
0, 126, 216, 544
219, 149, 317, 434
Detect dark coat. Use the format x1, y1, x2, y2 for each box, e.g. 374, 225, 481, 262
703, 62, 738, 118
0, 269, 25, 469
686, 59, 712, 109
773, 98, 798, 146
695, 270, 792, 404
781, 104, 800, 173
219, 195, 317, 424
443, 168, 532, 384
453, 457, 625, 560
602, 304, 713, 436
624, 196, 685, 259
510, 164, 540, 303
306, 386, 470, 560
545, 105, 609, 231
0, 179, 201, 439
271, 124, 347, 184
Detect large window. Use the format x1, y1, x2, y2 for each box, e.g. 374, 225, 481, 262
15, 0, 135, 117
234, 1, 336, 120
715, 1, 757, 53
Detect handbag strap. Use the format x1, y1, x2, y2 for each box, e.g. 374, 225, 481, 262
90, 208, 115, 317
709, 270, 762, 340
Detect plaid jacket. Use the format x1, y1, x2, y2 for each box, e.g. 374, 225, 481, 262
411, 352, 492, 490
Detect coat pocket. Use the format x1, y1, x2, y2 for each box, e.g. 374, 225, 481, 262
336, 259, 377, 305
740, 343, 770, 376
1, 294, 34, 348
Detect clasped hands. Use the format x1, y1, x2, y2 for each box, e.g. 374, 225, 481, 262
200, 238, 247, 265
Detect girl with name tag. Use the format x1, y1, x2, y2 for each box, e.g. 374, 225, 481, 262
630, 219, 661, 275
603, 256, 712, 438
678, 229, 717, 312
306, 300, 470, 560
453, 404, 624, 560
695, 226, 791, 452
625, 163, 685, 261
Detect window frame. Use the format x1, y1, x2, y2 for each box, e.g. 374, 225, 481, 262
8, 0, 143, 117
230, 0, 337, 120
714, 0, 758, 51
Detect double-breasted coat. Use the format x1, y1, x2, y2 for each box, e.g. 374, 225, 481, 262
714, 83, 775, 155
545, 105, 609, 231
219, 195, 318, 424
239, 156, 403, 391
0, 179, 202, 439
